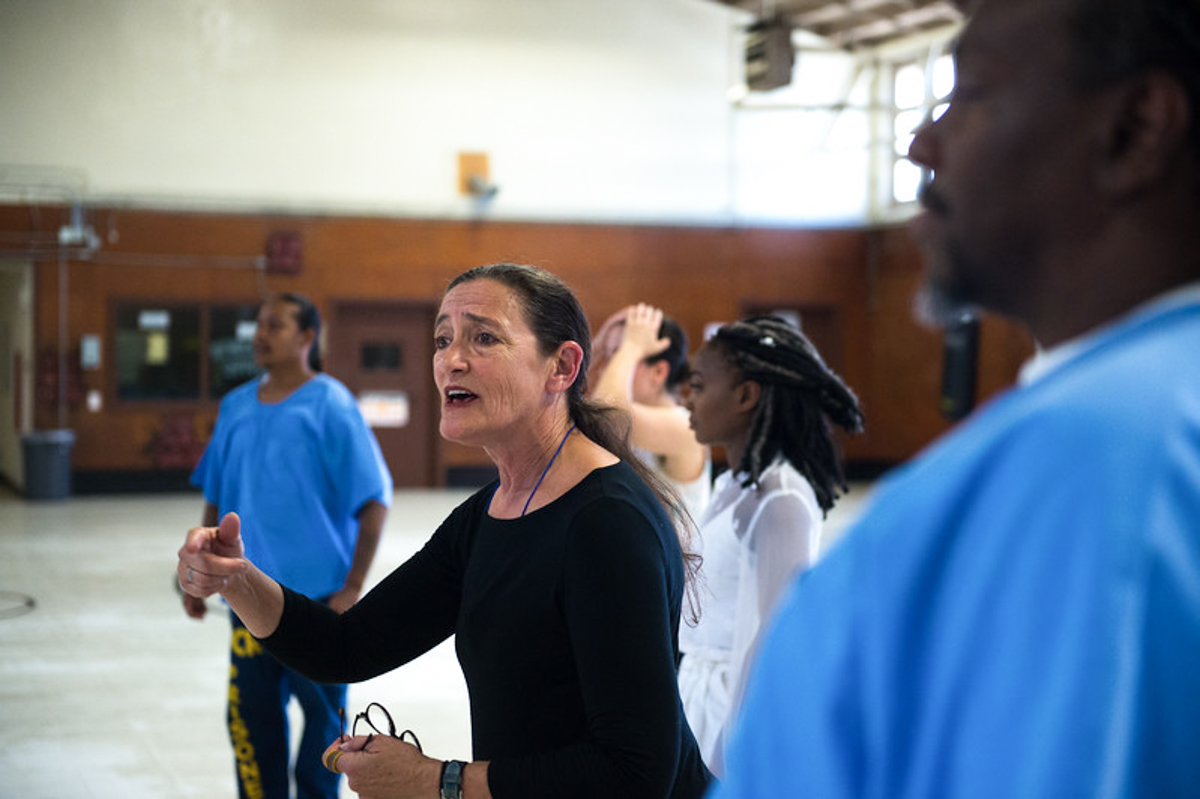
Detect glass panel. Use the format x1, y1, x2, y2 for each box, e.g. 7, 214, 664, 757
894, 62, 925, 109
361, 342, 402, 372
116, 306, 202, 400
894, 108, 925, 155
932, 54, 956, 100
210, 305, 261, 397
893, 158, 923, 204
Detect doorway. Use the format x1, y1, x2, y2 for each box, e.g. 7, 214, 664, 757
0, 260, 33, 490
328, 301, 438, 488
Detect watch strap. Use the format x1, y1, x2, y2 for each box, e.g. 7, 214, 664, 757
440, 759, 465, 799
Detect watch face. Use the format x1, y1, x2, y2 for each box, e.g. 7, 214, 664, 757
440, 760, 465, 799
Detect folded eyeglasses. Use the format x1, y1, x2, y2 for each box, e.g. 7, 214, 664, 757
339, 702, 422, 753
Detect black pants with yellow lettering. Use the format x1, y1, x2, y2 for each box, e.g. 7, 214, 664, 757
228, 612, 346, 799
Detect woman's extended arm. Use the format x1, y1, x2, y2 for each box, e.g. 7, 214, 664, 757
177, 511, 286, 638
258, 490, 478, 686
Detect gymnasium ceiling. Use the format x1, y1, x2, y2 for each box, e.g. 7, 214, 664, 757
708, 0, 965, 50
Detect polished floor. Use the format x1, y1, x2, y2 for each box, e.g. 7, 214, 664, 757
0, 481, 869, 798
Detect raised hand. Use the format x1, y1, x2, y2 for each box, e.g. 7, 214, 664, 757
178, 512, 248, 600
619, 303, 671, 359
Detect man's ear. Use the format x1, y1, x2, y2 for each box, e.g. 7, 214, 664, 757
1095, 71, 1191, 197
736, 379, 762, 413
548, 341, 585, 393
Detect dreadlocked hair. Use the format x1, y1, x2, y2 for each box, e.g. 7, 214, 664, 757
446, 264, 702, 622
707, 315, 864, 515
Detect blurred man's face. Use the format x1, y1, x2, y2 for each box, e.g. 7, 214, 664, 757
907, 0, 1105, 328
253, 297, 309, 371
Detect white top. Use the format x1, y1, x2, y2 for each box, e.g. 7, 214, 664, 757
674, 451, 713, 527
1020, 281, 1200, 386
680, 456, 823, 766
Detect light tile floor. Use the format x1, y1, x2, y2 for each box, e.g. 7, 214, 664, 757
0, 481, 870, 798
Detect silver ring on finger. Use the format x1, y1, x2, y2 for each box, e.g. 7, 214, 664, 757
187, 567, 195, 584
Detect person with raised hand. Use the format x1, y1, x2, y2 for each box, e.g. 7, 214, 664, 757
591, 302, 711, 525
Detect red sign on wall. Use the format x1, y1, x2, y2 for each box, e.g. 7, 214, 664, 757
265, 231, 303, 275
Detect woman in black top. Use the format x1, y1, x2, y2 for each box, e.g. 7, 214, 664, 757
179, 263, 711, 799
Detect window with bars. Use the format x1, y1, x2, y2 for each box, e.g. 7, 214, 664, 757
115, 303, 260, 401
891, 53, 955, 205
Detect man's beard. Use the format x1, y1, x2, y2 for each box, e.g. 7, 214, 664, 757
914, 278, 979, 330
911, 182, 980, 329
913, 245, 981, 330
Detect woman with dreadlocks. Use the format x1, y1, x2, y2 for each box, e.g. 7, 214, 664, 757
678, 315, 864, 773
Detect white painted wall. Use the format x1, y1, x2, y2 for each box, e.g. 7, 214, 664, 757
0, 0, 881, 226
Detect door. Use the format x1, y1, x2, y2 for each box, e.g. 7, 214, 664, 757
0, 260, 34, 489
328, 301, 438, 488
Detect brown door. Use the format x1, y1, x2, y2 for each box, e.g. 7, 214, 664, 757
328, 301, 438, 488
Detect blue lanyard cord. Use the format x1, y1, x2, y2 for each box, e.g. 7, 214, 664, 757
520, 424, 576, 517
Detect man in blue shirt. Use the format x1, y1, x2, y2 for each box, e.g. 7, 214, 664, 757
186, 292, 392, 799
713, 0, 1200, 796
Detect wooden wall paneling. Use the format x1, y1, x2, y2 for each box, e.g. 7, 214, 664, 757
10, 202, 1030, 485
861, 226, 1034, 465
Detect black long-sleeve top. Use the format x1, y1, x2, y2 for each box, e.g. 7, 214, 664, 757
262, 461, 712, 799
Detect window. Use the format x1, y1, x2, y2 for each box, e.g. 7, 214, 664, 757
209, 305, 260, 396
115, 302, 260, 401
116, 307, 202, 400
360, 342, 402, 372
892, 52, 954, 204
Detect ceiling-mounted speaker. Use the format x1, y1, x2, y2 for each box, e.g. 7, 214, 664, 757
745, 17, 794, 92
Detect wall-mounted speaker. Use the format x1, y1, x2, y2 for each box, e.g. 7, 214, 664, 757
939, 312, 980, 420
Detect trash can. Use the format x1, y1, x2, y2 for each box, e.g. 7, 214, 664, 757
22, 429, 75, 500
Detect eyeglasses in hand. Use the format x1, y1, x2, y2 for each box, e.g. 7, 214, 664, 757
339, 702, 423, 753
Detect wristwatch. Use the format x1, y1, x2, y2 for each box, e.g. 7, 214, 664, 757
440, 760, 465, 799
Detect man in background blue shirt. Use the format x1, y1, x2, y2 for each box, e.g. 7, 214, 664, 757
712, 0, 1200, 796
187, 292, 392, 799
